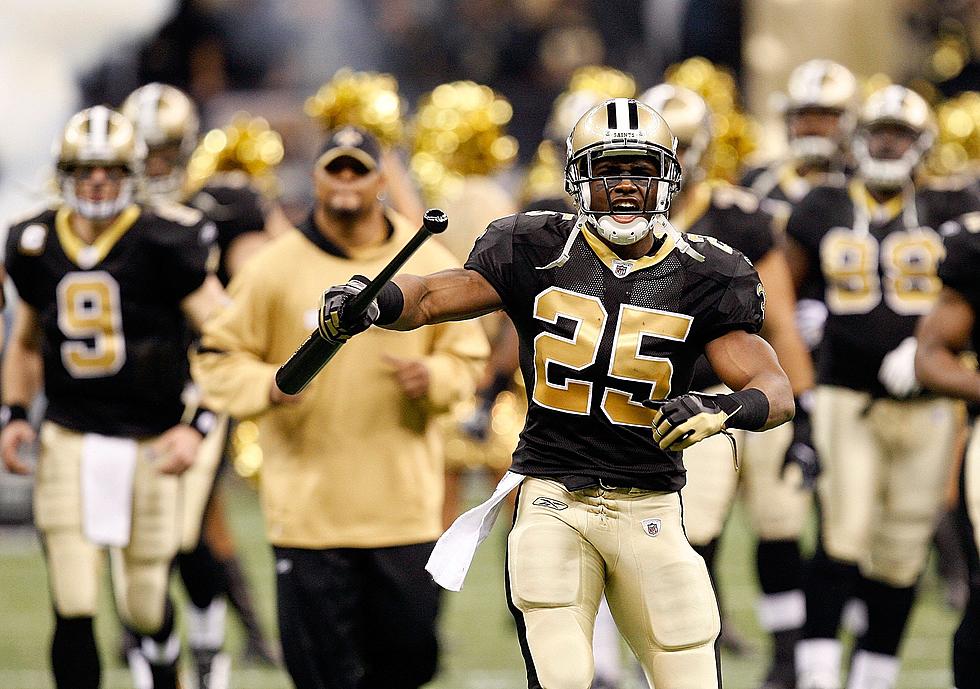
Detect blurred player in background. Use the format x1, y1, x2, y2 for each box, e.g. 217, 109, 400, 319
642, 83, 817, 689
914, 209, 980, 689
122, 82, 281, 688
192, 126, 488, 689
787, 85, 980, 689
743, 60, 858, 356
0, 105, 227, 689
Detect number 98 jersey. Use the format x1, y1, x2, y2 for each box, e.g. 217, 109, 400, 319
465, 211, 765, 491
5, 204, 215, 437
787, 180, 980, 395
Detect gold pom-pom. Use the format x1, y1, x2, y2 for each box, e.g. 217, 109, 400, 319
305, 68, 405, 146
665, 57, 759, 182
928, 91, 980, 177
186, 113, 284, 197
409, 81, 518, 203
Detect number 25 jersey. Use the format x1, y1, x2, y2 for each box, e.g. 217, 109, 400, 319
465, 211, 765, 491
5, 204, 214, 437
787, 180, 980, 395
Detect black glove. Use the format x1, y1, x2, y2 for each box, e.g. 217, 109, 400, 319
318, 275, 380, 345
782, 395, 820, 489
648, 393, 733, 451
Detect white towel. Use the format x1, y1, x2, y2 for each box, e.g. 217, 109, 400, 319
81, 434, 138, 547
425, 471, 525, 591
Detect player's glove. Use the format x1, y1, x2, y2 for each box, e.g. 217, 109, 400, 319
795, 298, 828, 350
782, 393, 820, 489
318, 275, 380, 345
878, 336, 921, 398
649, 392, 735, 451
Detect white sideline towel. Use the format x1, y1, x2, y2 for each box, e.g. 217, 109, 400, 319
426, 470, 525, 591
81, 434, 138, 547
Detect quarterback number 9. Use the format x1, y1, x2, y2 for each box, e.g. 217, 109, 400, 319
57, 272, 126, 378
532, 287, 693, 427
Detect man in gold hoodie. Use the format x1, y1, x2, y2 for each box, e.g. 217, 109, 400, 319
192, 126, 489, 689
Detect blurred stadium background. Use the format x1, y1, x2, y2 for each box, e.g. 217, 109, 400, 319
1, 0, 978, 687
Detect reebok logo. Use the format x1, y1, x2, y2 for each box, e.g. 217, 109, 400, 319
532, 497, 569, 511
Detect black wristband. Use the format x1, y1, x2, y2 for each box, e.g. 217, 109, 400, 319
185, 406, 218, 438
376, 281, 405, 325
0, 404, 28, 427
716, 388, 770, 431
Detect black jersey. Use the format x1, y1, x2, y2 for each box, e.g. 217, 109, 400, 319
187, 172, 267, 285
671, 183, 778, 391
465, 210, 765, 491
787, 180, 980, 396
938, 211, 980, 347
5, 205, 213, 437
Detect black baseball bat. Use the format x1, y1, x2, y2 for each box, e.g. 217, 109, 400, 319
274, 209, 449, 395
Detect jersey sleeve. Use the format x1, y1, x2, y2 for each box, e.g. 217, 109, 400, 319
464, 215, 516, 304
194, 184, 267, 251
732, 208, 777, 264
4, 221, 40, 308
699, 253, 766, 342
938, 213, 980, 304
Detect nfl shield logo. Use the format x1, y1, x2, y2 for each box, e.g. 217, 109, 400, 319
641, 518, 661, 538
612, 260, 632, 278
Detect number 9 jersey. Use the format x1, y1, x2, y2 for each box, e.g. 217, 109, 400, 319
5, 204, 215, 437
465, 210, 765, 492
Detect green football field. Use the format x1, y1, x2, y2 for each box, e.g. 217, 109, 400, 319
0, 471, 959, 689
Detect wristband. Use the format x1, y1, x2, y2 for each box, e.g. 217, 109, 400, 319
0, 404, 28, 427
716, 388, 770, 431
376, 281, 405, 325
185, 406, 218, 438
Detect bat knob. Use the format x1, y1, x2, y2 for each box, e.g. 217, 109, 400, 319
422, 208, 449, 234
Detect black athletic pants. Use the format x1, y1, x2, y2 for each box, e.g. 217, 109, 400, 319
274, 542, 441, 689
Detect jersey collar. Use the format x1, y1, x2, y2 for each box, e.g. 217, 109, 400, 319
55, 205, 141, 269
849, 180, 904, 224
581, 223, 677, 277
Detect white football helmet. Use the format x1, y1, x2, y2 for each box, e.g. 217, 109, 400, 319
639, 84, 712, 185
784, 60, 858, 164
853, 85, 936, 190
121, 83, 200, 202
565, 98, 682, 245
55, 106, 143, 219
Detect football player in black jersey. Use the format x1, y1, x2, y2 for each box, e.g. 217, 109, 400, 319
317, 98, 794, 689
742, 60, 858, 356
642, 84, 818, 689
915, 210, 980, 689
786, 87, 980, 689
0, 106, 228, 689
121, 83, 279, 686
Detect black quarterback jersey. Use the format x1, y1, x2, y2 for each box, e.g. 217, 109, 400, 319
465, 210, 765, 491
787, 180, 980, 396
187, 172, 267, 285
5, 205, 213, 437
671, 183, 778, 391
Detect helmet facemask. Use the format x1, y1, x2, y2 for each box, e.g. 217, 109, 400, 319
566, 144, 681, 245
786, 107, 854, 167
853, 122, 932, 191
59, 165, 136, 220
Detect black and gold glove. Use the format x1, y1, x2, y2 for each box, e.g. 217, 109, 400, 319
318, 275, 380, 344
650, 393, 734, 451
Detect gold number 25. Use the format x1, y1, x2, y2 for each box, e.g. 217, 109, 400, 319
532, 287, 692, 427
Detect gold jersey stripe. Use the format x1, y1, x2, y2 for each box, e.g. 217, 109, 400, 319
581, 223, 677, 274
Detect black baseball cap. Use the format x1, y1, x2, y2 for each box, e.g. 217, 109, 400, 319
316, 126, 382, 171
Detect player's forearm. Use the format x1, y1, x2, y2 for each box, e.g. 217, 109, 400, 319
2, 341, 42, 407
764, 324, 815, 396
384, 269, 502, 331
742, 369, 795, 430
191, 349, 278, 418
915, 341, 980, 402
